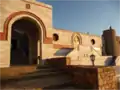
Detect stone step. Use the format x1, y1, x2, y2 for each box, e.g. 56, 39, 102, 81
37, 65, 53, 69
43, 82, 79, 90
36, 67, 65, 72
37, 66, 66, 71
20, 66, 68, 80
1, 66, 71, 89
56, 87, 79, 90
1, 65, 66, 80
21, 70, 66, 78
3, 74, 72, 88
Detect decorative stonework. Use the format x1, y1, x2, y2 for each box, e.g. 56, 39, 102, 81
71, 33, 82, 50
0, 11, 52, 44
26, 4, 31, 9
22, 0, 52, 10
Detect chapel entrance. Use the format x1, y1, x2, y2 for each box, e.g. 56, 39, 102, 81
10, 17, 41, 65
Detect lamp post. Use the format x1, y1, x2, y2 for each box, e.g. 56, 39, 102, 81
90, 54, 95, 66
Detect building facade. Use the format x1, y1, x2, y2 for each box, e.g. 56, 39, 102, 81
0, 0, 120, 67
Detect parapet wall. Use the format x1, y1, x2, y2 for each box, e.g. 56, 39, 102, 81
53, 28, 102, 48
66, 66, 118, 90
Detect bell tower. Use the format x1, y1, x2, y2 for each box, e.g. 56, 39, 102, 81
102, 26, 119, 56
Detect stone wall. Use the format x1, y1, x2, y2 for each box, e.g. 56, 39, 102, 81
98, 67, 117, 90
45, 57, 71, 67
66, 66, 118, 90
0, 65, 37, 80
53, 28, 102, 48
67, 50, 112, 66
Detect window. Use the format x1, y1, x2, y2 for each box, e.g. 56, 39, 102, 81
91, 39, 95, 45
53, 33, 59, 41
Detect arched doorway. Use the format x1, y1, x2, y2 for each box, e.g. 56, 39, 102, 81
10, 17, 41, 66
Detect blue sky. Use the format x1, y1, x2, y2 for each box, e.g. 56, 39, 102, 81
38, 0, 120, 36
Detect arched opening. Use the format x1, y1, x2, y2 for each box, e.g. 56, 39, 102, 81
71, 33, 82, 49
73, 36, 80, 50
91, 39, 95, 45
10, 17, 41, 65
53, 33, 59, 41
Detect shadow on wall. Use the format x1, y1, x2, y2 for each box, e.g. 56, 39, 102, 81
105, 56, 117, 66
45, 57, 70, 67
54, 48, 74, 56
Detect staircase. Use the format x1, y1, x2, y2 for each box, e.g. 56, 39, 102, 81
1, 65, 76, 89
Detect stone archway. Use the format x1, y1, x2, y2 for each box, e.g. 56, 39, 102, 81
1, 11, 49, 66
10, 17, 41, 65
